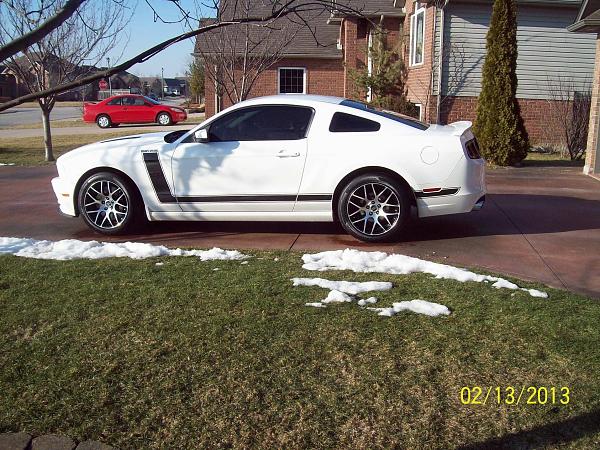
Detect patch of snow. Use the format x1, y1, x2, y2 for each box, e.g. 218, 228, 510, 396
522, 288, 548, 298
357, 297, 378, 306
368, 300, 450, 317
155, 262, 164, 266
0, 237, 249, 261
240, 261, 249, 265
305, 302, 326, 308
0, 163, 15, 166
291, 277, 392, 295
274, 257, 279, 261
367, 307, 396, 317
213, 268, 220, 271
301, 249, 547, 298
322, 290, 353, 304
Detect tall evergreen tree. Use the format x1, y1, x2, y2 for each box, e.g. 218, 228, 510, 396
473, 0, 529, 165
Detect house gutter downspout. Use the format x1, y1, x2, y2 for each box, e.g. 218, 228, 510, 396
435, 1, 448, 124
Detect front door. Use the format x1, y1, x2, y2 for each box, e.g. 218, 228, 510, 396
122, 96, 154, 123
171, 105, 314, 212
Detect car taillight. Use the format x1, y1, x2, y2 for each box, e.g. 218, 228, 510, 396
465, 138, 481, 159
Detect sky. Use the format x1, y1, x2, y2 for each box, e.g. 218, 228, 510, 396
106, 1, 213, 78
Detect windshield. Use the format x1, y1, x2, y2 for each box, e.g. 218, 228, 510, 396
144, 96, 161, 105
340, 99, 430, 131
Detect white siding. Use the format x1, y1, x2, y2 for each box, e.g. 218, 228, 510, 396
441, 1, 597, 99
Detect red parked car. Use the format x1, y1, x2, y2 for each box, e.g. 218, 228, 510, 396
83, 94, 187, 128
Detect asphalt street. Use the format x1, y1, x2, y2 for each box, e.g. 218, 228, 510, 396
0, 106, 81, 127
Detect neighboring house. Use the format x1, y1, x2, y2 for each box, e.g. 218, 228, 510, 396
195, 0, 597, 144
5, 54, 99, 101
97, 70, 142, 100
569, 0, 600, 176
0, 65, 17, 101
3, 56, 140, 101
163, 78, 188, 96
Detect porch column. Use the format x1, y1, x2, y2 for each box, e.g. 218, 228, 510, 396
584, 34, 600, 175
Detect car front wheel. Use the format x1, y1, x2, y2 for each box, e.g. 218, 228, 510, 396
78, 172, 142, 235
96, 114, 111, 128
337, 174, 410, 243
157, 112, 172, 126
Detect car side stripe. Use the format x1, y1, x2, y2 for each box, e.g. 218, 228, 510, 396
142, 153, 332, 204
142, 153, 177, 203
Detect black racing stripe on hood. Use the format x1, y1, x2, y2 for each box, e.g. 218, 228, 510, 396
100, 136, 142, 143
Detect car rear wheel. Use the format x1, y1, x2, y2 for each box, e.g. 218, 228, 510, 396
78, 172, 142, 235
157, 112, 172, 126
337, 174, 410, 243
96, 114, 111, 129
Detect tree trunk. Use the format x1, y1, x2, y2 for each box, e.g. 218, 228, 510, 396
41, 107, 54, 162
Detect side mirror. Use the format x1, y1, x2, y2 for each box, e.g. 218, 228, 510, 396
194, 128, 209, 143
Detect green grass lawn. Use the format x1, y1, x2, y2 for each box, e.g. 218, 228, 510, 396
522, 151, 585, 167
1, 252, 599, 449
0, 132, 141, 165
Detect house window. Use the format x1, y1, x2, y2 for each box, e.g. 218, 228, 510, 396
410, 4, 425, 66
415, 103, 423, 121
278, 68, 306, 94
367, 29, 374, 102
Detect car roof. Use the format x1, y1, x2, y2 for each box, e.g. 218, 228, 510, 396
237, 95, 345, 107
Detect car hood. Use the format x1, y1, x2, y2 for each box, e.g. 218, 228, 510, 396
59, 132, 170, 160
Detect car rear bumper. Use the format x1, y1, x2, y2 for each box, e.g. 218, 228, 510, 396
416, 156, 486, 218
51, 177, 77, 217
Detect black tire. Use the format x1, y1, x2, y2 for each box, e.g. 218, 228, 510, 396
337, 174, 410, 243
96, 114, 111, 129
78, 172, 143, 235
156, 112, 172, 126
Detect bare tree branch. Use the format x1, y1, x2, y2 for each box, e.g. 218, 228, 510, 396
0, 0, 87, 61
1, 0, 367, 112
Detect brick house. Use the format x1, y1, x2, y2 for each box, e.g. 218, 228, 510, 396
569, 0, 600, 176
195, 0, 597, 144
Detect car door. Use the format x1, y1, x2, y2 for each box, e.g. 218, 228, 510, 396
105, 97, 124, 122
120, 96, 148, 123
171, 105, 314, 212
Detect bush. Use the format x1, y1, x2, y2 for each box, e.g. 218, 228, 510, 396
473, 0, 529, 166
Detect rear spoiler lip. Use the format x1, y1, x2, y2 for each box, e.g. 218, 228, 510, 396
448, 120, 473, 136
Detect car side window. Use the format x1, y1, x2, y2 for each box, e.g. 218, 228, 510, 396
329, 112, 381, 132
107, 98, 121, 106
208, 106, 313, 142
123, 96, 141, 106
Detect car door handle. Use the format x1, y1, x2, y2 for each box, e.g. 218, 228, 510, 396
276, 150, 300, 158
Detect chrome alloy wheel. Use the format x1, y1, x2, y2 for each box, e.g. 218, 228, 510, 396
158, 113, 171, 125
83, 180, 129, 229
346, 182, 401, 236
97, 116, 110, 128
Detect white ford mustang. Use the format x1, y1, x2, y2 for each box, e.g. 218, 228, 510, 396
52, 95, 486, 242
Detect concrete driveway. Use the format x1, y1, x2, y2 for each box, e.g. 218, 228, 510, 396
0, 164, 598, 298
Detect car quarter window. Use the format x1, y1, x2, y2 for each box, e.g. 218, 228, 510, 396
329, 112, 381, 133
208, 106, 313, 142
107, 98, 121, 106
